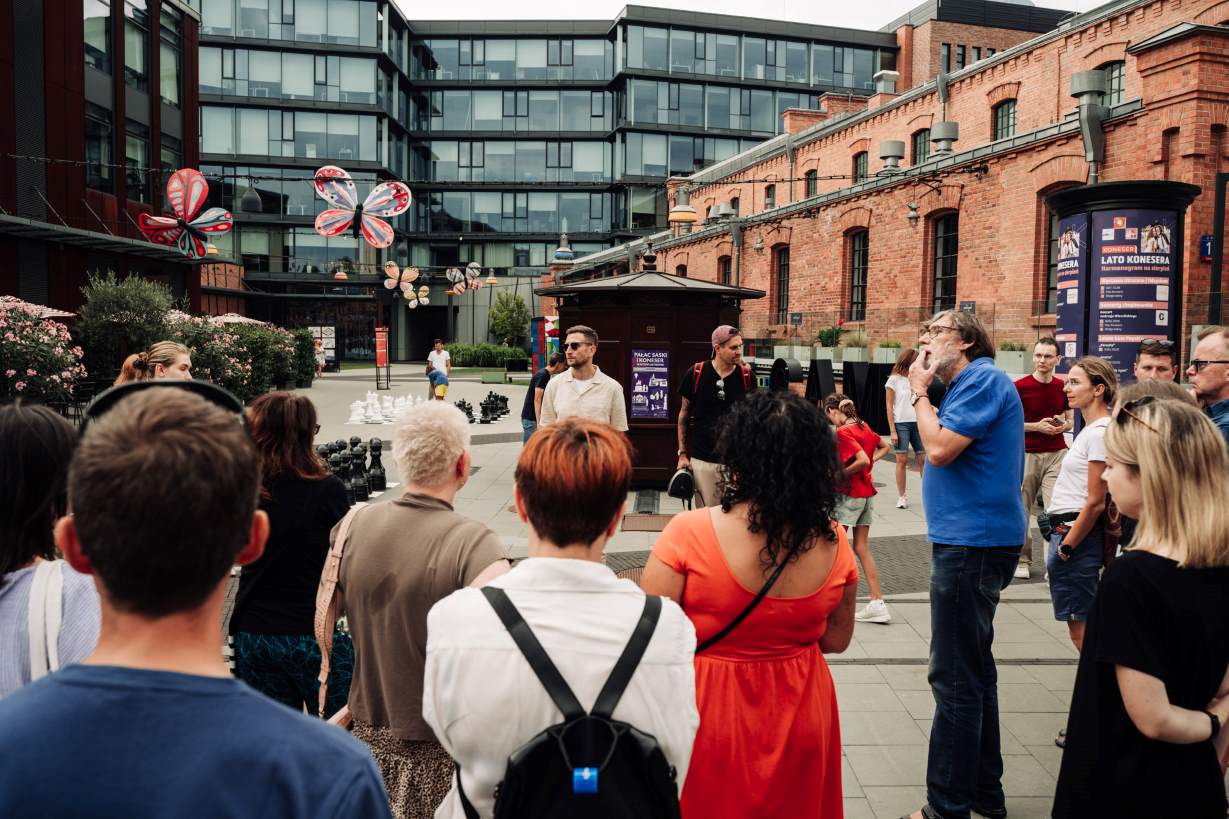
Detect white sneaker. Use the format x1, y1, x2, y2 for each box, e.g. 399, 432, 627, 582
855, 599, 891, 624
1014, 563, 1030, 580
895, 496, 908, 509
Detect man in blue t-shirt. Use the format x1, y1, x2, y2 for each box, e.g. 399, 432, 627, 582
520, 352, 566, 443
902, 310, 1025, 819
0, 384, 392, 819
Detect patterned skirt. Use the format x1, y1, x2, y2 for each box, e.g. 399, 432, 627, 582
351, 720, 454, 819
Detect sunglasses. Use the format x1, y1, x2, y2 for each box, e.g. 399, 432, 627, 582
715, 378, 726, 401
1189, 359, 1229, 372
1139, 339, 1175, 349
1116, 396, 1160, 434
81, 380, 248, 433
565, 341, 591, 351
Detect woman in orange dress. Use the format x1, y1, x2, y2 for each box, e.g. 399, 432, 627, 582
642, 390, 858, 819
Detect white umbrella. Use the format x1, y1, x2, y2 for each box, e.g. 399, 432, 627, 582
210, 313, 267, 325
0, 295, 74, 319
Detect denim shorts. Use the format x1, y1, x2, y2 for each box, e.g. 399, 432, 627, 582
1045, 528, 1103, 621
894, 421, 924, 455
835, 494, 875, 528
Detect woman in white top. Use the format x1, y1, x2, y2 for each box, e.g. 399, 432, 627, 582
885, 348, 926, 509
1046, 356, 1117, 655
423, 418, 698, 819
0, 403, 100, 698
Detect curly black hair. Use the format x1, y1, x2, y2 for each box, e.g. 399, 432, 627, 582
715, 390, 842, 571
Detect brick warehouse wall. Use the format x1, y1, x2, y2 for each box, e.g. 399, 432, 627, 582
603, 0, 1229, 355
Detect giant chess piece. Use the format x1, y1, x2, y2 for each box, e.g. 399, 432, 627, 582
350, 448, 370, 501
347, 400, 365, 424
367, 438, 386, 492
337, 450, 356, 506
317, 445, 332, 471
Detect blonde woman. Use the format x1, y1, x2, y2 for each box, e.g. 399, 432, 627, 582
1045, 356, 1116, 656
1053, 399, 1229, 819
114, 341, 193, 385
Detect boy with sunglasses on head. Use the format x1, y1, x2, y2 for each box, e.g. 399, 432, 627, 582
1133, 338, 1179, 382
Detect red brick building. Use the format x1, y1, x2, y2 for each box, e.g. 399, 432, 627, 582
552, 0, 1229, 356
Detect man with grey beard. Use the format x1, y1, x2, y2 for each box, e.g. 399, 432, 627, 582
901, 309, 1025, 819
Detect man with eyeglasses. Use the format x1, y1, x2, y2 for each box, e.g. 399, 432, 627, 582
539, 325, 628, 431
676, 325, 756, 507
1187, 325, 1229, 448
1134, 338, 1179, 381
903, 310, 1025, 819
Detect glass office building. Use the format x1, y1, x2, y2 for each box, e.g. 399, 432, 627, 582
195, 1, 895, 356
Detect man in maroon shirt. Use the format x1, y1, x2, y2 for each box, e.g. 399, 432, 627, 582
1013, 337, 1072, 579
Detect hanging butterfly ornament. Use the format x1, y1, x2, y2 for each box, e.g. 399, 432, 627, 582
382, 261, 419, 293
404, 284, 431, 309
445, 266, 466, 295
465, 261, 484, 291
137, 169, 233, 259
313, 166, 411, 249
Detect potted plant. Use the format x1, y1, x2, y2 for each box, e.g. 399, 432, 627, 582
996, 341, 1029, 374
840, 331, 869, 362
813, 320, 845, 360
874, 339, 903, 364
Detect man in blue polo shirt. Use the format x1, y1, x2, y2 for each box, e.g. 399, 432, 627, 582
901, 310, 1025, 819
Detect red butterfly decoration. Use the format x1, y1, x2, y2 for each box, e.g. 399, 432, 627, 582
137, 169, 233, 259
314, 166, 412, 249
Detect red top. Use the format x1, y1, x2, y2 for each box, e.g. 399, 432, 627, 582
837, 422, 880, 498
1014, 374, 1069, 453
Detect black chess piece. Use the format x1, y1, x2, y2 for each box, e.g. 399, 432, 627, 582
337, 450, 355, 506
349, 435, 362, 451
350, 452, 370, 501
329, 453, 352, 505
317, 444, 332, 469
352, 443, 369, 490
367, 439, 386, 492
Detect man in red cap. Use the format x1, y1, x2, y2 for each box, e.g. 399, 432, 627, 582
676, 325, 756, 507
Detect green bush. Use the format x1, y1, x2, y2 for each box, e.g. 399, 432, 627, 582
167, 314, 253, 400
293, 328, 317, 387
877, 339, 902, 349
488, 293, 531, 346
443, 342, 528, 367
76, 272, 173, 381
815, 325, 844, 347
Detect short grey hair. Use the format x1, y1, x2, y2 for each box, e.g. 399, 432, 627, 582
930, 310, 995, 361
391, 401, 472, 487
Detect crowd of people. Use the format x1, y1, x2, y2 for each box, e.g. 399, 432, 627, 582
0, 316, 1227, 819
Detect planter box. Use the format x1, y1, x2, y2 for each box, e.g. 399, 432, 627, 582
812, 346, 835, 361
789, 345, 811, 361
772, 345, 791, 361
841, 347, 869, 363
996, 351, 1028, 374
874, 347, 901, 364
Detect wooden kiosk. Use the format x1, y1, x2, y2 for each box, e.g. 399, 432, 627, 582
535, 271, 764, 486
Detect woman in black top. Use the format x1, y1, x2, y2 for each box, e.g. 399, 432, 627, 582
1053, 398, 1229, 818
230, 392, 351, 717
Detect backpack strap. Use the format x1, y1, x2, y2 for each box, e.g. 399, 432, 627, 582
590, 594, 661, 719
482, 586, 585, 721
28, 560, 64, 681
455, 763, 481, 819
741, 363, 752, 391
691, 362, 704, 394
315, 502, 367, 717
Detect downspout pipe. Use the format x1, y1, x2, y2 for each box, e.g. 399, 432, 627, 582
1071, 70, 1109, 184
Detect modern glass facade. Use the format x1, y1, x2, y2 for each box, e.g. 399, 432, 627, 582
198, 1, 897, 352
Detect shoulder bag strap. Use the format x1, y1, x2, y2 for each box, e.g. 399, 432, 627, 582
28, 560, 64, 680
455, 762, 481, 819
481, 586, 585, 721
741, 363, 751, 391
590, 594, 661, 719
691, 362, 704, 393
696, 549, 795, 654
315, 502, 366, 717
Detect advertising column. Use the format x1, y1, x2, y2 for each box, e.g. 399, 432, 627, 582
1090, 210, 1178, 382
1054, 214, 1088, 368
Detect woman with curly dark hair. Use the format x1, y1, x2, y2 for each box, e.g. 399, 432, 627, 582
229, 391, 352, 717
642, 390, 859, 819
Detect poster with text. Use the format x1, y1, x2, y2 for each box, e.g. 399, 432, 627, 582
1054, 213, 1088, 373
630, 349, 670, 419
1090, 209, 1178, 383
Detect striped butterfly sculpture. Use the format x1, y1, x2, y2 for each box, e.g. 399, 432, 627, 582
137, 169, 233, 259
313, 166, 412, 249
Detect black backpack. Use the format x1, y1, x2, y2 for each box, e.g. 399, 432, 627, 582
457, 587, 682, 819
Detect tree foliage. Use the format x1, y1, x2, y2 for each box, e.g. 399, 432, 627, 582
487, 292, 531, 347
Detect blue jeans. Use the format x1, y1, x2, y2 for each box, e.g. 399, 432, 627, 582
926, 543, 1021, 819
521, 418, 536, 443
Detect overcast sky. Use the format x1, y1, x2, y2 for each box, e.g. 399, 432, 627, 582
394, 0, 1095, 28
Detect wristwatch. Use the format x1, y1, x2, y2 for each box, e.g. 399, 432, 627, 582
677, 448, 687, 457
910, 391, 926, 407
1206, 710, 1222, 740
1059, 542, 1075, 559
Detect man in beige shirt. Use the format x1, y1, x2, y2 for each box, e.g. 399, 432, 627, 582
539, 324, 629, 431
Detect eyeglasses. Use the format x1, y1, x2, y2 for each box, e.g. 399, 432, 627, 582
565, 341, 591, 351
1116, 396, 1160, 434
1188, 359, 1229, 372
314, 423, 322, 435
715, 378, 726, 401
924, 325, 960, 338
81, 380, 248, 433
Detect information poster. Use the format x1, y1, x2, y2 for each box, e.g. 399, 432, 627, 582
374, 327, 389, 368
1054, 213, 1088, 372
1090, 209, 1178, 383
630, 349, 670, 419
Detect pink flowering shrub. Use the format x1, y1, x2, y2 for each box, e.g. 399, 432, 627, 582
167, 314, 253, 400
0, 306, 88, 402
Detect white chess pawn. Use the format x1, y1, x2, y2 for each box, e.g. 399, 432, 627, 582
347, 401, 366, 425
